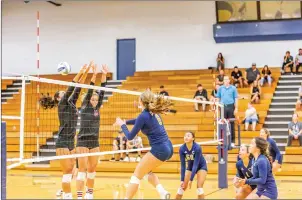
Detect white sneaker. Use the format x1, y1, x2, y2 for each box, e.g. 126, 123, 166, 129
84, 193, 93, 199
63, 193, 73, 199
136, 157, 141, 162
231, 143, 235, 148
56, 190, 62, 199
160, 191, 170, 199
124, 156, 130, 162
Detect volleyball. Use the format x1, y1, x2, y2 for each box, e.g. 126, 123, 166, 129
57, 62, 71, 75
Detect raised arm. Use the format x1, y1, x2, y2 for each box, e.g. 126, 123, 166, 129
190, 147, 201, 181
119, 114, 146, 140
245, 158, 268, 185
126, 119, 137, 125
82, 64, 98, 106
96, 64, 109, 109
179, 148, 186, 182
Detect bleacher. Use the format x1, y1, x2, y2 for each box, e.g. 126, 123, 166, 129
2, 68, 302, 175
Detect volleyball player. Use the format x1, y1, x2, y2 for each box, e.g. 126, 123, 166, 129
233, 144, 255, 199
175, 132, 207, 199
76, 64, 108, 199
259, 128, 283, 173
114, 91, 173, 199
40, 64, 90, 199
238, 137, 278, 199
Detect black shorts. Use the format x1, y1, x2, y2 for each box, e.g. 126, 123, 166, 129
55, 135, 75, 151
247, 80, 254, 85
76, 135, 99, 150
117, 144, 127, 150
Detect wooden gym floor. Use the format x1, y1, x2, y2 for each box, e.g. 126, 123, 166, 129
7, 170, 302, 199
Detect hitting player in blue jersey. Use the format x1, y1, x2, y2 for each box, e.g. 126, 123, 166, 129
175, 132, 207, 199
114, 90, 174, 199
238, 137, 278, 199
233, 144, 256, 199
260, 128, 282, 173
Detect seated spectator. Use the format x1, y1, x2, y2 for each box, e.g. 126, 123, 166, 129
287, 113, 302, 146
231, 66, 246, 88
250, 80, 261, 104
296, 82, 302, 110
216, 69, 225, 86
244, 63, 260, 85
124, 135, 143, 162
295, 48, 302, 74
260, 65, 272, 87
159, 85, 169, 96
111, 131, 127, 161
216, 52, 225, 71
209, 84, 219, 111
243, 103, 258, 131
282, 51, 294, 74
194, 84, 208, 112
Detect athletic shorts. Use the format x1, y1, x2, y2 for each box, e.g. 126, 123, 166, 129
256, 188, 278, 199
187, 155, 208, 172
272, 154, 283, 165
55, 135, 75, 151
150, 140, 173, 162
76, 135, 99, 150
247, 80, 254, 85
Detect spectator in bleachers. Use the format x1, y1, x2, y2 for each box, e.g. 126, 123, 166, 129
231, 66, 245, 88
111, 131, 127, 161
216, 69, 225, 86
209, 84, 219, 111
296, 82, 302, 110
260, 65, 272, 87
250, 81, 261, 104
194, 84, 208, 112
244, 63, 260, 86
216, 52, 225, 71
287, 113, 302, 147
295, 48, 302, 74
159, 85, 169, 96
124, 135, 143, 162
282, 51, 294, 75
243, 103, 258, 131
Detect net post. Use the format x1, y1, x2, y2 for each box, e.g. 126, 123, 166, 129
19, 75, 26, 160
217, 122, 228, 189
1, 122, 7, 200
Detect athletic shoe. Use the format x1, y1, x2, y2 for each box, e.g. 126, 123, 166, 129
136, 157, 141, 162
63, 193, 73, 199
124, 156, 130, 162
160, 191, 170, 199
84, 193, 93, 199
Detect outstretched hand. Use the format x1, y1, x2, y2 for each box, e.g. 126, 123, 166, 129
92, 64, 98, 75
79, 64, 88, 73
114, 117, 126, 127
101, 64, 109, 75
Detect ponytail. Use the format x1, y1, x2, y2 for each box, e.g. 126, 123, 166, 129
39, 93, 57, 110
140, 91, 173, 114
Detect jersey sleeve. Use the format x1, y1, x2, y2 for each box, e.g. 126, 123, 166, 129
236, 161, 245, 178
126, 119, 136, 125
68, 87, 81, 105
270, 139, 282, 162
121, 113, 146, 140
190, 146, 201, 181
179, 147, 186, 182
82, 82, 95, 107
246, 158, 268, 185
96, 82, 106, 109
61, 81, 76, 103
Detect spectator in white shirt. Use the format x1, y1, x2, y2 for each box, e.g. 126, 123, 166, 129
243, 103, 258, 131
295, 48, 302, 74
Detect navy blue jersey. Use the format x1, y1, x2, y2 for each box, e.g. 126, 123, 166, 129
246, 155, 277, 194
179, 142, 207, 181
236, 158, 253, 179
123, 109, 169, 145
267, 137, 282, 163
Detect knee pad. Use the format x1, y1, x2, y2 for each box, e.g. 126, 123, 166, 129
197, 188, 204, 195
87, 172, 96, 179
76, 172, 86, 181
62, 174, 72, 183
129, 175, 140, 185
177, 187, 184, 195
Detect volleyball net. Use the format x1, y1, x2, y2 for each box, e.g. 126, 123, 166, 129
2, 74, 226, 170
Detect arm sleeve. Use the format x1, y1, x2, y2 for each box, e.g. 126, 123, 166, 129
96, 82, 106, 109
126, 119, 136, 125
121, 114, 146, 140
233, 87, 238, 99
179, 148, 186, 182
68, 87, 82, 105
190, 147, 201, 181
61, 81, 76, 103
204, 89, 208, 100
82, 82, 94, 106
236, 162, 245, 178
270, 140, 282, 162
246, 158, 268, 185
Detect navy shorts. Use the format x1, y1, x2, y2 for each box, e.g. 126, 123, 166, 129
187, 156, 208, 172
150, 140, 173, 162
55, 135, 75, 151
256, 188, 278, 199
272, 154, 283, 165
76, 135, 99, 150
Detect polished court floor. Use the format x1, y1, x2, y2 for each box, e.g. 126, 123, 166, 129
6, 170, 302, 199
